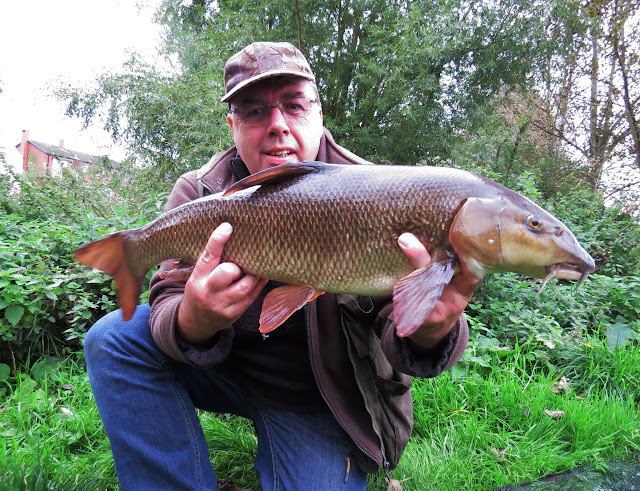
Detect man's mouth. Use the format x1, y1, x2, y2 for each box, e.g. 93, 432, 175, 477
266, 150, 294, 157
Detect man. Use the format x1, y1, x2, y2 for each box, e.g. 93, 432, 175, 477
85, 41, 480, 490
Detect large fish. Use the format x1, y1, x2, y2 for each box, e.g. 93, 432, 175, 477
74, 162, 595, 336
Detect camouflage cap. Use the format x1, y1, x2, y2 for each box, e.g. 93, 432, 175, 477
221, 41, 315, 103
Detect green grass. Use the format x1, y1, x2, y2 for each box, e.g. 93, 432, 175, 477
0, 356, 116, 490
381, 341, 640, 490
1, 340, 638, 490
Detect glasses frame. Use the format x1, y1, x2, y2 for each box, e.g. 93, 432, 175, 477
229, 97, 320, 125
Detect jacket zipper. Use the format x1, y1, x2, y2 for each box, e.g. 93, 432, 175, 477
304, 303, 381, 467
338, 309, 391, 473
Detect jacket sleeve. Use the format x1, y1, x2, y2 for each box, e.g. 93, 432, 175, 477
376, 300, 469, 378
147, 171, 235, 367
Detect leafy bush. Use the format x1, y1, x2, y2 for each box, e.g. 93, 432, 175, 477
460, 273, 640, 375
0, 167, 168, 365
0, 214, 114, 361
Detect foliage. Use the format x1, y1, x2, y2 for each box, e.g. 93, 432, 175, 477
395, 346, 640, 490
0, 213, 115, 362
558, 0, 640, 193
199, 413, 260, 489
58, 52, 232, 184
2, 342, 639, 490
56, 0, 588, 182
461, 273, 640, 376
450, 89, 592, 199
0, 167, 167, 365
546, 188, 640, 276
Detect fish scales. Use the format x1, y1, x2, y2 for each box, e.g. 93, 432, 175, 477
74, 162, 595, 334
129, 165, 483, 294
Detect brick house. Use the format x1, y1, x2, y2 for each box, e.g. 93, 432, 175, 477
15, 130, 109, 177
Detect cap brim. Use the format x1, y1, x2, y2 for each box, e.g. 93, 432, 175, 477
221, 70, 315, 103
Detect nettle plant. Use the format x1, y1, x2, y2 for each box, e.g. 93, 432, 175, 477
0, 215, 116, 361
0, 167, 168, 364
461, 273, 640, 374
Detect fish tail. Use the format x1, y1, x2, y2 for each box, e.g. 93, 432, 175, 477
74, 232, 143, 321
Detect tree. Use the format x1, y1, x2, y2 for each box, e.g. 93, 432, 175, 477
58, 0, 584, 181
524, 0, 640, 196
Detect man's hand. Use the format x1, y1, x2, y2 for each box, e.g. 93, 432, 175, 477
397, 233, 481, 351
177, 223, 268, 345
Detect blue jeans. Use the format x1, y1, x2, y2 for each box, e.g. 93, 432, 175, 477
84, 304, 368, 490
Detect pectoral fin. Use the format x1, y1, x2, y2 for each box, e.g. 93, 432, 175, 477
259, 285, 325, 334
393, 259, 455, 337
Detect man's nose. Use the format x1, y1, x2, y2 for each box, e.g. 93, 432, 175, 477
267, 105, 290, 133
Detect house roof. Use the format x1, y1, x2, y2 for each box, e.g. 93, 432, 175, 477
27, 140, 99, 164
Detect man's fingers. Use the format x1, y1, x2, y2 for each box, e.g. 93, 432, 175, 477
202, 263, 267, 302
208, 262, 244, 289
234, 274, 269, 297
229, 276, 269, 310
398, 232, 431, 270
194, 222, 233, 274
204, 274, 269, 325
450, 270, 483, 299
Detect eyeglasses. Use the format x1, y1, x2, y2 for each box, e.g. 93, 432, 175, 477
230, 97, 319, 124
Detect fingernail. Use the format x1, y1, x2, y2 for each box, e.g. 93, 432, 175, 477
214, 222, 232, 238
398, 234, 411, 248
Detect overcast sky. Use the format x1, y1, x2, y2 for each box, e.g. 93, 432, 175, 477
0, 0, 164, 172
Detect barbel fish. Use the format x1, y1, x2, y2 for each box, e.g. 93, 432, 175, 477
74, 162, 595, 336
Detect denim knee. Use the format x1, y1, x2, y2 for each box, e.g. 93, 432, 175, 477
84, 304, 152, 367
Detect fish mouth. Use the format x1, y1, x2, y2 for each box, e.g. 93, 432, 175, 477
536, 262, 596, 297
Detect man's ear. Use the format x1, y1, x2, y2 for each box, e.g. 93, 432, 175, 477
227, 115, 234, 138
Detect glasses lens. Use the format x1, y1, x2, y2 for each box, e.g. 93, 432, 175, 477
233, 104, 265, 122
281, 98, 312, 117
233, 98, 315, 124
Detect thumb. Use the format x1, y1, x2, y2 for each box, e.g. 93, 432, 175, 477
193, 222, 233, 276
398, 232, 431, 270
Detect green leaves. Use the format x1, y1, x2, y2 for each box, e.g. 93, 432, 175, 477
0, 174, 167, 363
606, 317, 639, 350
0, 363, 10, 381
4, 306, 24, 327
463, 272, 640, 377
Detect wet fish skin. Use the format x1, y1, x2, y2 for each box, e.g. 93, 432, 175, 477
74, 162, 595, 336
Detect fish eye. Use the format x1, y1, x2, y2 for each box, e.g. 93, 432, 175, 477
527, 215, 542, 230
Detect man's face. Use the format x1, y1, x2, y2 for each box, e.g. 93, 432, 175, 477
227, 80, 324, 175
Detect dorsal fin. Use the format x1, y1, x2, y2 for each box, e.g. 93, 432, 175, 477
223, 162, 321, 196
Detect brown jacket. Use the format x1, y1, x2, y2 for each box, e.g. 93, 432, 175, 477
148, 129, 469, 472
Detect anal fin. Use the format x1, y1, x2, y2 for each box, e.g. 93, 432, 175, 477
259, 285, 325, 333
393, 259, 455, 337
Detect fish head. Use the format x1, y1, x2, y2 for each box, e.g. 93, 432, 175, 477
449, 195, 595, 287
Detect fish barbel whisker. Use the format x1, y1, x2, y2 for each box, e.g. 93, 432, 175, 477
576, 268, 590, 291
536, 266, 558, 298
537, 262, 593, 298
